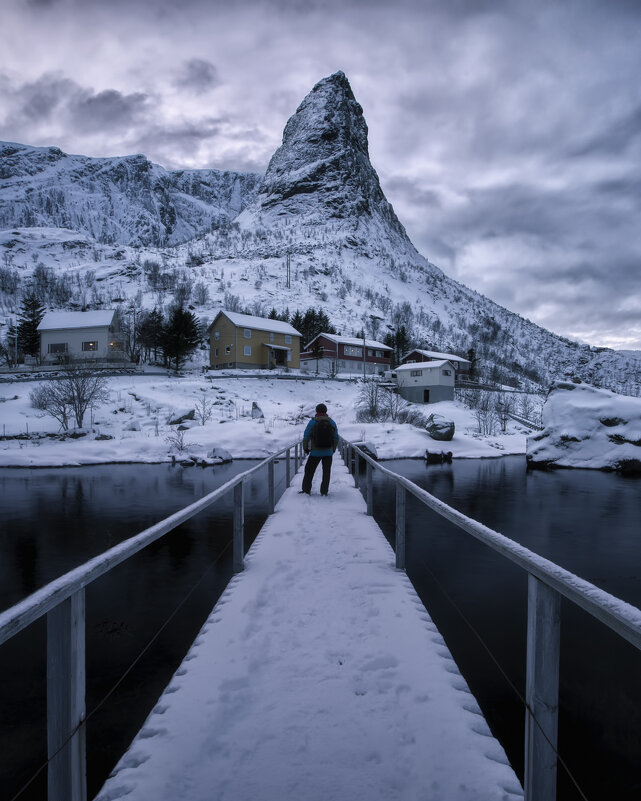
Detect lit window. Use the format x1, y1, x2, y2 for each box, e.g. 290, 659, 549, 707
225, 345, 231, 354
82, 341, 98, 352
344, 346, 363, 357
244, 345, 251, 356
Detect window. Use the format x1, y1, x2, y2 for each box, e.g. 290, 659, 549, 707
269, 332, 275, 342
244, 345, 251, 356
225, 345, 231, 355
109, 341, 123, 351
214, 347, 219, 357
344, 346, 362, 357
244, 328, 252, 339
214, 331, 220, 340
287, 350, 292, 362
48, 343, 68, 354
410, 370, 423, 377
375, 350, 383, 358
442, 369, 452, 376
284, 335, 292, 344
82, 341, 98, 352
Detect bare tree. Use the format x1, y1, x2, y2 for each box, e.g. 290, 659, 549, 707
30, 368, 111, 429
194, 391, 215, 425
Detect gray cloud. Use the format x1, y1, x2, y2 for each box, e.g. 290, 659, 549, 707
2, 0, 641, 347
175, 59, 221, 94
69, 88, 150, 133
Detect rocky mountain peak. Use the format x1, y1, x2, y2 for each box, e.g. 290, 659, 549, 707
241, 71, 417, 257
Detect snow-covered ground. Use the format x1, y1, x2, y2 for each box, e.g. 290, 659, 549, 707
0, 371, 529, 467
95, 459, 523, 801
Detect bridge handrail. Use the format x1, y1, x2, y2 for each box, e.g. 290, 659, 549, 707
348, 442, 641, 650
342, 437, 641, 801
0, 439, 302, 646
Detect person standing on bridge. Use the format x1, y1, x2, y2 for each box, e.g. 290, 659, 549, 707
300, 403, 339, 496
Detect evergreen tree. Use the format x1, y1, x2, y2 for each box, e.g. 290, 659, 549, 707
394, 325, 410, 365
138, 308, 165, 362
17, 291, 45, 359
466, 348, 478, 381
162, 307, 201, 371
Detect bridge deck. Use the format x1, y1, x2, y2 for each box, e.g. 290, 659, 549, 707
97, 456, 522, 801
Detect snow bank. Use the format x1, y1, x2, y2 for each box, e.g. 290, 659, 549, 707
527, 381, 641, 472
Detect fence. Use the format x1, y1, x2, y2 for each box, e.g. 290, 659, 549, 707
341, 438, 641, 801
0, 438, 304, 801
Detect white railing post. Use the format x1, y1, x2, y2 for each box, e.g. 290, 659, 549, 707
233, 482, 245, 573
395, 483, 406, 570
366, 461, 373, 515
268, 458, 275, 514
285, 448, 291, 487
47, 589, 87, 801
524, 574, 561, 801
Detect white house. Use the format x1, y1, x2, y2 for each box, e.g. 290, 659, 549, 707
401, 349, 471, 378
38, 310, 124, 363
390, 360, 455, 403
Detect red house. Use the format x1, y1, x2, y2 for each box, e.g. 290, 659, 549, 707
301, 333, 392, 376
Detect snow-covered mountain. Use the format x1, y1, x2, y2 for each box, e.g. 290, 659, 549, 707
1, 71, 640, 395
0, 142, 261, 246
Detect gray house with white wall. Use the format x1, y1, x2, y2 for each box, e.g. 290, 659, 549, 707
391, 360, 455, 403
38, 310, 124, 363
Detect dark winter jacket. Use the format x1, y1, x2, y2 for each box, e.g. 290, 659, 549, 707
303, 414, 339, 457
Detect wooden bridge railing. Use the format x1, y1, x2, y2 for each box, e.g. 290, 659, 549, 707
0, 438, 304, 801
341, 438, 641, 801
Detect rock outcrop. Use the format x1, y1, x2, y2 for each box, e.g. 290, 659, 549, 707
527, 381, 641, 473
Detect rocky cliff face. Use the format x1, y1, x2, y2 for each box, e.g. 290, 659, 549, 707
0, 142, 261, 247
237, 72, 421, 261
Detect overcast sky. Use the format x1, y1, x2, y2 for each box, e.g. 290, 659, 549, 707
2, 0, 640, 350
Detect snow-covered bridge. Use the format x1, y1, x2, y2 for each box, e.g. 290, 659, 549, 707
4, 441, 641, 801
95, 455, 522, 801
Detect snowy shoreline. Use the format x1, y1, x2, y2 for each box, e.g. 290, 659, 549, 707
0, 372, 530, 469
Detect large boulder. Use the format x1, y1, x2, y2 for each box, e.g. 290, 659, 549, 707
207, 447, 233, 464
527, 381, 641, 473
167, 409, 195, 425
424, 413, 455, 442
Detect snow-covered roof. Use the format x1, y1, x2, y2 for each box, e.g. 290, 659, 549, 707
214, 310, 301, 337
307, 333, 392, 351
393, 360, 452, 372
37, 310, 116, 331
404, 349, 471, 365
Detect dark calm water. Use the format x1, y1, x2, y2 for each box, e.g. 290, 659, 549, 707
364, 456, 641, 801
2, 457, 640, 801
0, 461, 285, 801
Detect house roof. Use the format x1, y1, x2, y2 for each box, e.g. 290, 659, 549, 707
305, 333, 392, 351
37, 310, 116, 331
393, 360, 453, 372
213, 310, 301, 337
404, 349, 471, 365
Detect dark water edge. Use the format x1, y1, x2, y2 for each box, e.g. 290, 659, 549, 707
364, 456, 641, 801
0, 461, 285, 801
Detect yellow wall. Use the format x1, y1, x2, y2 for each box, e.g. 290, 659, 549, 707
209, 313, 300, 369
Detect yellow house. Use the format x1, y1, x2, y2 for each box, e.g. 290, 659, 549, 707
208, 310, 302, 370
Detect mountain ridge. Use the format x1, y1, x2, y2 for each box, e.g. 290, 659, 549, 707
1, 73, 640, 395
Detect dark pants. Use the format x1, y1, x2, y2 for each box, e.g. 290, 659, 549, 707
302, 454, 333, 495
